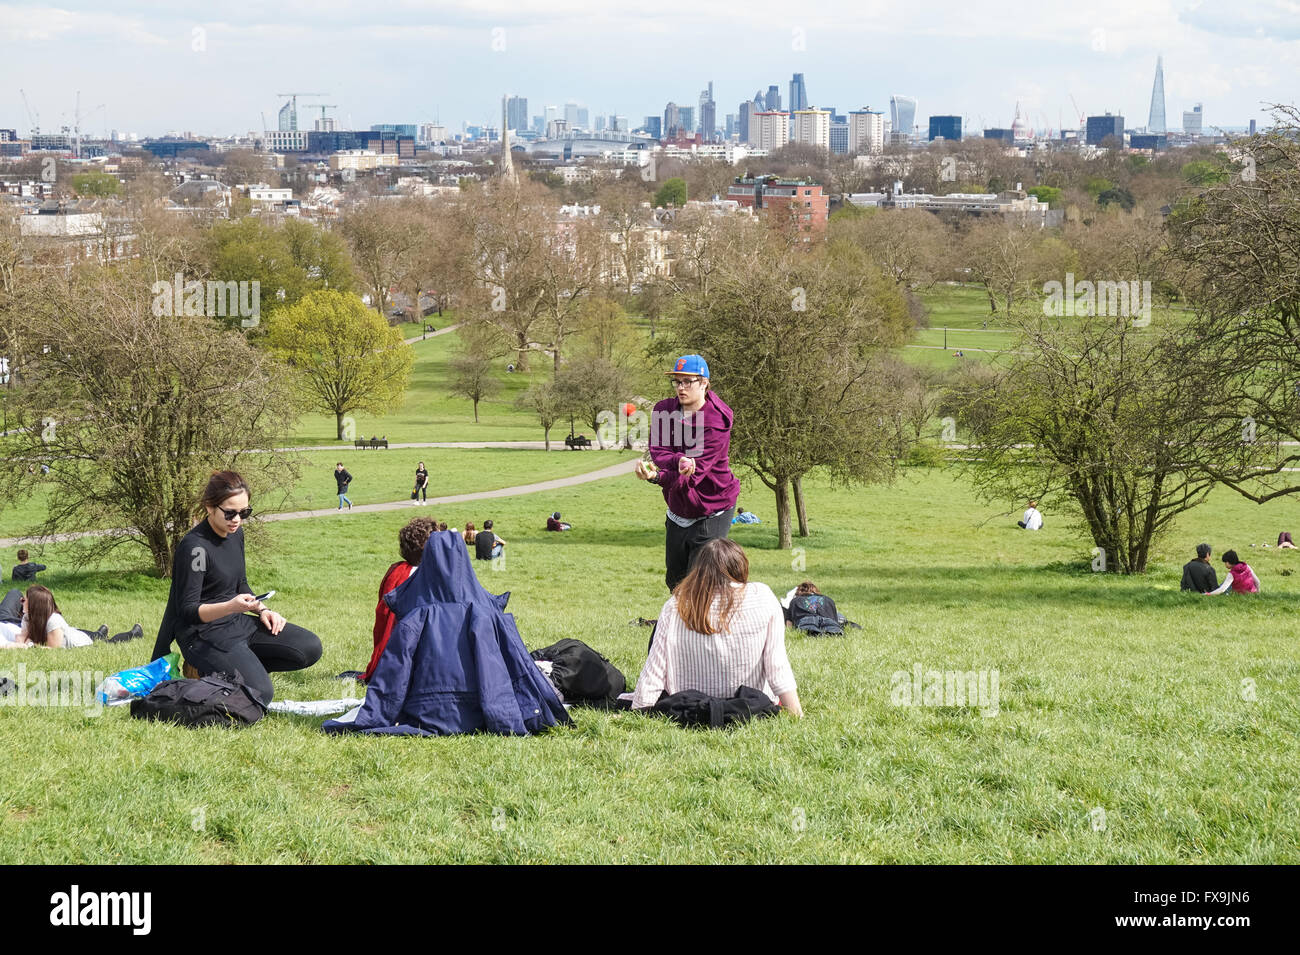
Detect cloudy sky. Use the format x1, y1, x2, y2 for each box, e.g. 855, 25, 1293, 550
2, 0, 1296, 138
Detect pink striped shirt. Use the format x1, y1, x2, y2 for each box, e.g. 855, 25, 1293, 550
632, 581, 797, 708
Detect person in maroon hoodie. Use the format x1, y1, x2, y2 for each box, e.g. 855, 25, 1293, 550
635, 354, 740, 591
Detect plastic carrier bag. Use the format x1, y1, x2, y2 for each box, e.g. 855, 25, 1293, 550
97, 652, 180, 706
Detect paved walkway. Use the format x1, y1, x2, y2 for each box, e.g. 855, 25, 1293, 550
403, 322, 461, 345
0, 456, 640, 548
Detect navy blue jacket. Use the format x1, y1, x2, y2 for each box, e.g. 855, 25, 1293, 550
324, 530, 570, 736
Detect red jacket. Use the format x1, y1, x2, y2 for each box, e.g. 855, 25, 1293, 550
362, 561, 417, 682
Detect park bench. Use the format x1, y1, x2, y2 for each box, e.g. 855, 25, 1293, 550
564, 434, 592, 450
353, 437, 389, 449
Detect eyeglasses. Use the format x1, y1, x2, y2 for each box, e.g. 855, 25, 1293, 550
673, 377, 703, 388
219, 506, 253, 521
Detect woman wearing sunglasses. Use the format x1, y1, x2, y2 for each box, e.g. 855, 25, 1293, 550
150, 470, 322, 704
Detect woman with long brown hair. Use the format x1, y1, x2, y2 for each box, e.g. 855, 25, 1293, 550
631, 538, 802, 716
0, 585, 138, 647
150, 470, 322, 703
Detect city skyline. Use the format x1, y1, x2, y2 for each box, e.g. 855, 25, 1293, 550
3, 0, 1297, 140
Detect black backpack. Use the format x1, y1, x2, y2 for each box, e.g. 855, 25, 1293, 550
530, 639, 627, 707
130, 673, 267, 728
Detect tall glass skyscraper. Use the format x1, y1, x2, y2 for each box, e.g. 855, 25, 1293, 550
790, 73, 808, 112
1148, 56, 1166, 134
890, 95, 917, 141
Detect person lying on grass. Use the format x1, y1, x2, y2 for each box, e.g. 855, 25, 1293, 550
361, 517, 436, 683
0, 585, 141, 647
1205, 550, 1261, 595
632, 538, 802, 717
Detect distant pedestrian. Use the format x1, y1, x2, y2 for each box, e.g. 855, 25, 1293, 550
335, 462, 354, 510
413, 461, 429, 505
1017, 500, 1043, 530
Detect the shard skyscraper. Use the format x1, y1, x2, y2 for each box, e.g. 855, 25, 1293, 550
1148, 56, 1166, 134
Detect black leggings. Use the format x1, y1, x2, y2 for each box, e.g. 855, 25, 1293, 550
178, 619, 322, 704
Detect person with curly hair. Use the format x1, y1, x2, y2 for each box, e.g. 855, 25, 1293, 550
360, 516, 438, 682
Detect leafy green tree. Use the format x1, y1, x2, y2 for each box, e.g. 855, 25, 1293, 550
516, 378, 564, 449
448, 321, 508, 422
653, 177, 687, 208
266, 290, 413, 440
1027, 185, 1062, 206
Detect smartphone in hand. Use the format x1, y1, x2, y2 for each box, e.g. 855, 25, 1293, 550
254, 590, 276, 602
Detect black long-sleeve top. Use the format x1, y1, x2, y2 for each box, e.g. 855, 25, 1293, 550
151, 519, 253, 660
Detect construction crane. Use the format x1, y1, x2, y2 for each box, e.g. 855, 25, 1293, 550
19, 88, 39, 137
1069, 94, 1086, 134
274, 92, 327, 131
302, 103, 339, 129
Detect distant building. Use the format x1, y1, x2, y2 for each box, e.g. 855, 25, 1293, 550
1129, 134, 1166, 151
1086, 114, 1125, 145
848, 108, 885, 154
699, 81, 716, 142
891, 95, 917, 142
1183, 103, 1203, 136
830, 123, 849, 155
278, 101, 296, 132
644, 116, 662, 139
371, 124, 418, 137
664, 102, 682, 138
928, 115, 962, 142
1148, 56, 1167, 134
679, 106, 694, 135
765, 85, 782, 111
846, 182, 1050, 226
726, 176, 827, 239
791, 109, 831, 151
789, 73, 808, 112
751, 111, 790, 152
329, 150, 399, 172
142, 138, 214, 158
506, 96, 528, 133
984, 128, 1014, 143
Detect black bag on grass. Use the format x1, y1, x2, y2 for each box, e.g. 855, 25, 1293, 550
651, 685, 780, 729
130, 673, 267, 728
530, 638, 627, 707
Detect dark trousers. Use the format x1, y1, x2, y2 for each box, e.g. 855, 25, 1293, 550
664, 508, 735, 592
178, 618, 322, 705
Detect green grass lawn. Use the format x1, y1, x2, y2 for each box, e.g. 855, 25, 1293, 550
4, 465, 1298, 863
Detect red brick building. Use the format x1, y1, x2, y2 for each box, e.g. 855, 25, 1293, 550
725, 176, 828, 238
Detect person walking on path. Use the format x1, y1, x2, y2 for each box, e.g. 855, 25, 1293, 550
335, 462, 354, 510
413, 461, 429, 506
634, 354, 740, 592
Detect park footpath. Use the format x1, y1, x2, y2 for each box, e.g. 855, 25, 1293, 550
0, 454, 638, 548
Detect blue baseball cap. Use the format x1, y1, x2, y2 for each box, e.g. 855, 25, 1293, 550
666, 354, 710, 378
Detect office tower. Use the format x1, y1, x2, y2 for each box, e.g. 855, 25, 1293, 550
928, 115, 962, 141
725, 114, 736, 138
545, 105, 560, 124
278, 100, 295, 132
890, 95, 917, 143
506, 96, 528, 133
848, 108, 885, 154
1086, 113, 1125, 145
595, 114, 607, 132
1183, 103, 1203, 136
645, 115, 662, 139
789, 73, 808, 112
611, 115, 628, 132
791, 108, 831, 150
699, 81, 716, 141
1148, 56, 1166, 134
564, 102, 581, 128
765, 85, 782, 111
679, 106, 694, 135
829, 123, 848, 155
664, 102, 681, 137
576, 107, 589, 128
1250, 118, 1257, 135
531, 116, 545, 133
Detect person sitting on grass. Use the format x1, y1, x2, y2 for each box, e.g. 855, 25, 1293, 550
0, 585, 141, 648
781, 581, 849, 634
462, 522, 477, 546
1180, 543, 1218, 593
361, 517, 436, 683
474, 519, 505, 560
1205, 550, 1260, 595
1017, 500, 1043, 530
1278, 532, 1295, 550
11, 549, 46, 582
632, 538, 802, 717
731, 507, 761, 525
546, 512, 571, 532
